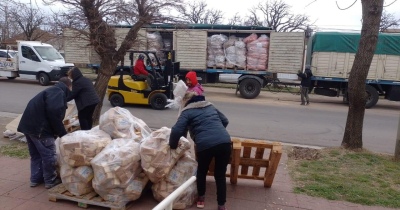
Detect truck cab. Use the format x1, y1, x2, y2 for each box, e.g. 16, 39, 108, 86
17, 41, 74, 85
0, 41, 74, 85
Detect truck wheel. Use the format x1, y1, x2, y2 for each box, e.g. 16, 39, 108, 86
110, 94, 125, 107
150, 93, 167, 110
365, 85, 379, 108
38, 73, 50, 86
239, 78, 261, 99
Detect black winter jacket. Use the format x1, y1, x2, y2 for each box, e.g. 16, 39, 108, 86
297, 69, 313, 88
67, 68, 100, 111
169, 96, 231, 152
17, 82, 70, 138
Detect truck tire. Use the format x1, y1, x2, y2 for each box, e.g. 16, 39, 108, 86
239, 78, 261, 99
110, 94, 125, 107
365, 85, 379, 108
38, 73, 50, 86
150, 93, 168, 110
7, 77, 16, 79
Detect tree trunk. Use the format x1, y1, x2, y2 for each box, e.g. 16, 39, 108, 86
92, 59, 118, 125
341, 0, 383, 149
394, 115, 400, 160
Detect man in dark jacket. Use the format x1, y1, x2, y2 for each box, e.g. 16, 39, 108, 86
17, 77, 71, 189
297, 65, 313, 105
67, 67, 100, 130
169, 92, 231, 210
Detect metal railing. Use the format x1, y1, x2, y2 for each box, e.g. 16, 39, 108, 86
152, 176, 197, 210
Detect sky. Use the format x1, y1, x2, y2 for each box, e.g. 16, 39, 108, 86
18, 0, 400, 31
206, 0, 400, 31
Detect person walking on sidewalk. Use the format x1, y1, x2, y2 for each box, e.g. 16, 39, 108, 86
67, 67, 100, 130
297, 65, 313, 105
17, 77, 72, 189
169, 91, 231, 210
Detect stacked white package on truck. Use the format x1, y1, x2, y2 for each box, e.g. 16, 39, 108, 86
99, 107, 152, 142
223, 35, 247, 69
91, 138, 148, 203
58, 129, 112, 195
244, 33, 270, 70
235, 38, 247, 69
140, 127, 191, 183
152, 154, 198, 209
147, 32, 165, 63
223, 36, 237, 68
207, 34, 228, 68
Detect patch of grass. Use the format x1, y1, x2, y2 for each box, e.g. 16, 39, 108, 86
0, 142, 29, 159
288, 147, 400, 208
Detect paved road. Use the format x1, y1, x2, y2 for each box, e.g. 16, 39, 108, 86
1, 77, 399, 154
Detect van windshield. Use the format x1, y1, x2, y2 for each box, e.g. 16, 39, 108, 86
33, 46, 63, 61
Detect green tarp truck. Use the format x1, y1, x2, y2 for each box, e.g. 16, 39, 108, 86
309, 32, 400, 108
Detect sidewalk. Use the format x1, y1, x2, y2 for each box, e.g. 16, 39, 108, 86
0, 93, 398, 210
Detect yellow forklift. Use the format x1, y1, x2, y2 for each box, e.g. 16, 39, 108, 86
107, 50, 180, 110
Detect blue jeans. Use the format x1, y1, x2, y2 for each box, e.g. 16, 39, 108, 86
25, 134, 57, 184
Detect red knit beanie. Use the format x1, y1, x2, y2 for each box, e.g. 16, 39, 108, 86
185, 71, 198, 86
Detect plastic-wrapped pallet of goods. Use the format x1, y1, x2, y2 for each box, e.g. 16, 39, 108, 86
207, 34, 228, 68
99, 107, 152, 142
246, 34, 270, 70
140, 127, 191, 183
152, 154, 198, 209
147, 32, 164, 64
91, 138, 148, 203
223, 36, 237, 69
235, 39, 247, 69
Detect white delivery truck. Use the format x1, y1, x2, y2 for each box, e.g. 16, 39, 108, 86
0, 41, 74, 85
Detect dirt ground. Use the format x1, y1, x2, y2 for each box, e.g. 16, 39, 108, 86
287, 146, 321, 160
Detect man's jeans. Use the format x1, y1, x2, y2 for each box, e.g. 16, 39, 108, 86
25, 134, 57, 185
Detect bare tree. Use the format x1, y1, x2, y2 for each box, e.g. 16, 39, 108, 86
380, 10, 399, 32
7, 1, 50, 41
44, 0, 182, 123
342, 0, 384, 149
245, 0, 311, 32
228, 13, 243, 25
0, 1, 23, 44
178, 1, 223, 24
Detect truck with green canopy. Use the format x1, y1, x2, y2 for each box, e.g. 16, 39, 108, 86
308, 32, 400, 108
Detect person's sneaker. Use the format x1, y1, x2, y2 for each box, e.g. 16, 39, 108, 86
218, 205, 227, 210
30, 182, 41, 187
45, 178, 61, 189
300, 103, 305, 105
196, 196, 205, 208
306, 102, 310, 105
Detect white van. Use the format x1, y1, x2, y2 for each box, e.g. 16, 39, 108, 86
0, 41, 74, 85
0, 49, 18, 58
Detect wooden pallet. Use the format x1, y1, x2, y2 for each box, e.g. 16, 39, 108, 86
207, 138, 282, 188
48, 184, 129, 210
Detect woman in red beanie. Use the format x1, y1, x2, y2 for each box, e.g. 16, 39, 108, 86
185, 71, 204, 95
